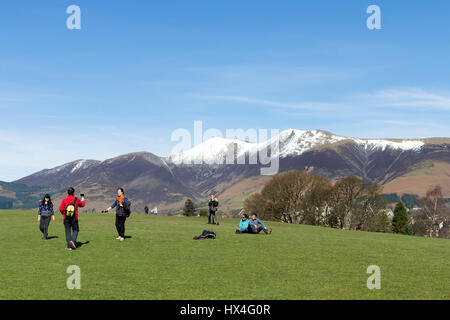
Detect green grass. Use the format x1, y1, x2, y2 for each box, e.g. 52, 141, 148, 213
0, 210, 449, 300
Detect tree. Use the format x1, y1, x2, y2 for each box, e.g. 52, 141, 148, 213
375, 210, 391, 233
415, 186, 449, 238
183, 199, 195, 217
392, 202, 408, 234
199, 208, 208, 217
329, 176, 374, 230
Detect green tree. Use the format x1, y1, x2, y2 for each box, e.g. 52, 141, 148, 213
183, 199, 195, 217
392, 202, 408, 234
199, 208, 208, 217
375, 210, 391, 233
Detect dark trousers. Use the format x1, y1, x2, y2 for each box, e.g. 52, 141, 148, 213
39, 215, 51, 239
64, 218, 79, 247
208, 210, 216, 224
115, 215, 127, 237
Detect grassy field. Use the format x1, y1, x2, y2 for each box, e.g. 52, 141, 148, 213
0, 210, 449, 300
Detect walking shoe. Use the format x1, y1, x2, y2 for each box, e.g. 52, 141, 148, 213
116, 236, 121, 240
69, 241, 77, 249
267, 228, 272, 235
65, 247, 72, 251
119, 237, 125, 241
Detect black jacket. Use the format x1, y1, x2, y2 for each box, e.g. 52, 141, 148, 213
208, 200, 219, 212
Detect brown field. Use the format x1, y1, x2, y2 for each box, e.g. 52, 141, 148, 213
383, 162, 450, 197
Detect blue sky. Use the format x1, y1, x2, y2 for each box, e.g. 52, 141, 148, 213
0, 0, 449, 181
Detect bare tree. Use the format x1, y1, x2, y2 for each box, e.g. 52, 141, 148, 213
416, 186, 449, 238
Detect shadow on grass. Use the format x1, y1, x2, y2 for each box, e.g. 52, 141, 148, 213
75, 241, 90, 247
45, 236, 58, 240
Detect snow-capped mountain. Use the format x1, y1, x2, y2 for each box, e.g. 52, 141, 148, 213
7, 129, 448, 211
168, 129, 425, 166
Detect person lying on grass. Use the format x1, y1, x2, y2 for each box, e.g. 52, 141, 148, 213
248, 213, 272, 235
235, 213, 250, 234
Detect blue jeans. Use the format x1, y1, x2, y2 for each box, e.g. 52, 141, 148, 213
249, 225, 268, 234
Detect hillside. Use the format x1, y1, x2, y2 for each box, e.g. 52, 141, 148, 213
0, 210, 449, 299
3, 129, 449, 211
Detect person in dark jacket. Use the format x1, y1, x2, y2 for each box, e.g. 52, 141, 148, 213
144, 206, 149, 215
59, 187, 86, 250
208, 195, 219, 224
105, 188, 131, 241
38, 194, 55, 240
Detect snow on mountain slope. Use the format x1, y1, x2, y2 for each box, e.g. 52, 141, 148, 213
168, 129, 425, 165
41, 159, 99, 176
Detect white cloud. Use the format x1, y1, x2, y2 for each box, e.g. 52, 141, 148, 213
364, 88, 450, 111
199, 95, 341, 111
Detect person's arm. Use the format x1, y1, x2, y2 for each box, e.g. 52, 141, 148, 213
59, 199, 66, 215
37, 206, 41, 221
106, 201, 117, 212
50, 204, 55, 221
78, 197, 85, 208
257, 218, 266, 229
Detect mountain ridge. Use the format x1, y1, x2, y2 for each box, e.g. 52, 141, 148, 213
4, 129, 449, 211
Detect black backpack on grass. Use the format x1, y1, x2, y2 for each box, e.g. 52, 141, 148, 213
193, 230, 216, 240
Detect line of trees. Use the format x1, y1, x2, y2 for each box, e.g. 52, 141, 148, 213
244, 171, 450, 238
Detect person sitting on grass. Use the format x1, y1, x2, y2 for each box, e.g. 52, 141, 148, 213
236, 213, 250, 234
248, 213, 272, 235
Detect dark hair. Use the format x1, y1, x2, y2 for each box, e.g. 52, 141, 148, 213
118, 188, 125, 193
252, 213, 258, 217
243, 213, 248, 218
68, 187, 75, 196
41, 194, 52, 206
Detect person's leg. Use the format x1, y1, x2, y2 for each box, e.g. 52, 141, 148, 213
72, 220, 79, 244
257, 226, 264, 233
39, 217, 45, 237
43, 216, 50, 239
64, 219, 72, 247
208, 211, 212, 224
120, 216, 126, 238
115, 215, 121, 236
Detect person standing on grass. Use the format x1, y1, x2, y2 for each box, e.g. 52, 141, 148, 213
38, 194, 55, 240
104, 188, 131, 241
59, 187, 85, 250
208, 195, 219, 224
248, 213, 272, 235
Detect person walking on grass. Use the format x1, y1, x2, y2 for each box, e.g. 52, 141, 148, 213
59, 187, 85, 250
104, 188, 131, 241
208, 195, 219, 224
38, 194, 55, 240
248, 213, 272, 235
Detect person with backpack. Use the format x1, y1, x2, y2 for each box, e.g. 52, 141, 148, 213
208, 195, 219, 224
235, 213, 250, 234
105, 188, 131, 241
38, 194, 55, 240
59, 187, 85, 250
248, 213, 272, 235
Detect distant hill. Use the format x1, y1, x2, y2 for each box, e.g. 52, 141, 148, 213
2, 129, 449, 211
